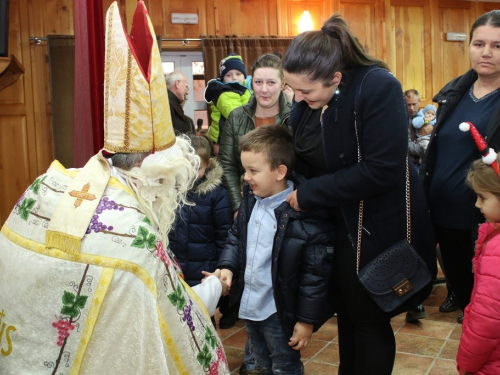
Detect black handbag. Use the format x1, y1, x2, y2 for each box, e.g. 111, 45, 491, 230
354, 113, 432, 313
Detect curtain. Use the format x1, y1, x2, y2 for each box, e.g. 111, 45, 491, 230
47, 35, 75, 169
73, 0, 104, 168
201, 36, 294, 82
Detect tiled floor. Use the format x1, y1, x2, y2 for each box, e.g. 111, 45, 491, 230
215, 275, 462, 374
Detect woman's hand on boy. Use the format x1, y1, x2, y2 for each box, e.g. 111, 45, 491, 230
289, 322, 313, 350
286, 190, 302, 212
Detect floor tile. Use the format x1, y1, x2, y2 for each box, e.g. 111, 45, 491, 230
222, 328, 249, 348
311, 322, 338, 341
450, 324, 463, 340
428, 358, 458, 375
300, 339, 330, 360
304, 361, 339, 374
395, 333, 445, 357
392, 353, 434, 374
309, 342, 340, 365
399, 318, 456, 338
439, 339, 459, 360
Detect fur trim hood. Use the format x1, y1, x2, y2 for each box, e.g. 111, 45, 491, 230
192, 158, 224, 195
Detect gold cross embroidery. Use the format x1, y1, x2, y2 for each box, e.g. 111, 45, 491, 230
68, 183, 96, 208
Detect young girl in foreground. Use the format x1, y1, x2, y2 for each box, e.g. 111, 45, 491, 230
457, 155, 500, 375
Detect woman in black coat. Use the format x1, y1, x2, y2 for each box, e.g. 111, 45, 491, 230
420, 10, 500, 322
282, 14, 437, 375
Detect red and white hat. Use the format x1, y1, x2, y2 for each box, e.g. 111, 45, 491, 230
459, 121, 500, 177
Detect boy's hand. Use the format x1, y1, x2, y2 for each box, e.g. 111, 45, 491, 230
201, 269, 229, 296
201, 269, 221, 281
220, 269, 233, 290
289, 322, 313, 350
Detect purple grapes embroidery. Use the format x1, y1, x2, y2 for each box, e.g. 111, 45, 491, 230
85, 197, 124, 234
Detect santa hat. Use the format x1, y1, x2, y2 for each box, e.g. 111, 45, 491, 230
459, 122, 500, 177
103, 1, 175, 154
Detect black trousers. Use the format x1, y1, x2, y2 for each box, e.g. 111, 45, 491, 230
435, 225, 475, 311
333, 223, 395, 375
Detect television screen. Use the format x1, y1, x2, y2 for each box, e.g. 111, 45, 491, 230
0, 0, 9, 57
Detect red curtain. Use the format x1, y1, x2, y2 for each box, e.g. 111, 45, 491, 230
73, 0, 104, 167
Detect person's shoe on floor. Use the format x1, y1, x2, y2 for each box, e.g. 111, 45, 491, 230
457, 313, 464, 324
219, 307, 239, 329
439, 291, 460, 312
405, 304, 427, 323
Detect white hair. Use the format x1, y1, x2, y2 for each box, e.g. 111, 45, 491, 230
117, 136, 199, 247
165, 71, 186, 89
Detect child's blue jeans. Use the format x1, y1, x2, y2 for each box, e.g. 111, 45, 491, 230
245, 313, 303, 375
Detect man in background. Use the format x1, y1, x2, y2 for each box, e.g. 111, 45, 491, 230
166, 70, 195, 134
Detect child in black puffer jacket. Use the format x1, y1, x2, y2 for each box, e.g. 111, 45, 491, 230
169, 135, 233, 287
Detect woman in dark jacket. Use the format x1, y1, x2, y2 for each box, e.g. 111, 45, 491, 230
420, 10, 500, 323
219, 53, 292, 211
169, 135, 233, 287
282, 14, 436, 375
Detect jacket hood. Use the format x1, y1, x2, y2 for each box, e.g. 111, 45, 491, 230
193, 158, 224, 195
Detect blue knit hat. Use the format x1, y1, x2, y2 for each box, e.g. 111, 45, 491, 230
219, 53, 247, 81
422, 104, 437, 115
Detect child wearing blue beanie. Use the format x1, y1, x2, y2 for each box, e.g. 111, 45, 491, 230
204, 53, 252, 153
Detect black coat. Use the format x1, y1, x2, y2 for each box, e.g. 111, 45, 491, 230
291, 66, 437, 315
168, 89, 195, 135
421, 69, 500, 219
217, 182, 335, 337
169, 160, 233, 287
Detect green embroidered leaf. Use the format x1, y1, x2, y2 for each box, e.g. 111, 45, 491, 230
131, 237, 146, 248
143, 217, 152, 225
196, 344, 212, 368
61, 306, 79, 318
62, 291, 76, 305
30, 176, 46, 194
74, 295, 88, 309
146, 233, 156, 249
18, 198, 36, 221
205, 327, 217, 349
167, 285, 186, 310
138, 226, 149, 239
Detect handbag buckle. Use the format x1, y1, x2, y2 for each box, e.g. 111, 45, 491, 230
393, 278, 413, 296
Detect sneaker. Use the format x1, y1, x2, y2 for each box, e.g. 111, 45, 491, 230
405, 304, 427, 323
439, 291, 460, 313
219, 308, 239, 329
457, 313, 464, 324
239, 364, 260, 375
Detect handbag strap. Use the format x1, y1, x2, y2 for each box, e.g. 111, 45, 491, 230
354, 112, 411, 274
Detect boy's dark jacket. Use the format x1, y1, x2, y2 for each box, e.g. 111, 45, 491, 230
217, 180, 336, 337
169, 159, 233, 287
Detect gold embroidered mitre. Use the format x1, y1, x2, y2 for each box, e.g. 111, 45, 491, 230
103, 1, 175, 154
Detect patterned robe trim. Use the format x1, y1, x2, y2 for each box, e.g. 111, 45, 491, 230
71, 268, 114, 374
1, 224, 210, 374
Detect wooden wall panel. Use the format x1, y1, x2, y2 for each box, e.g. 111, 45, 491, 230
389, 3, 431, 103
338, 0, 384, 60
436, 3, 472, 91
0, 116, 31, 223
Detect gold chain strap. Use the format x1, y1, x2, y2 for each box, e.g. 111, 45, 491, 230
354, 111, 410, 274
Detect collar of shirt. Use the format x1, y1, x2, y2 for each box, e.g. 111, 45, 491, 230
254, 180, 294, 209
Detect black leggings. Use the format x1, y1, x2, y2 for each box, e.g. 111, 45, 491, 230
333, 225, 395, 375
435, 225, 475, 311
